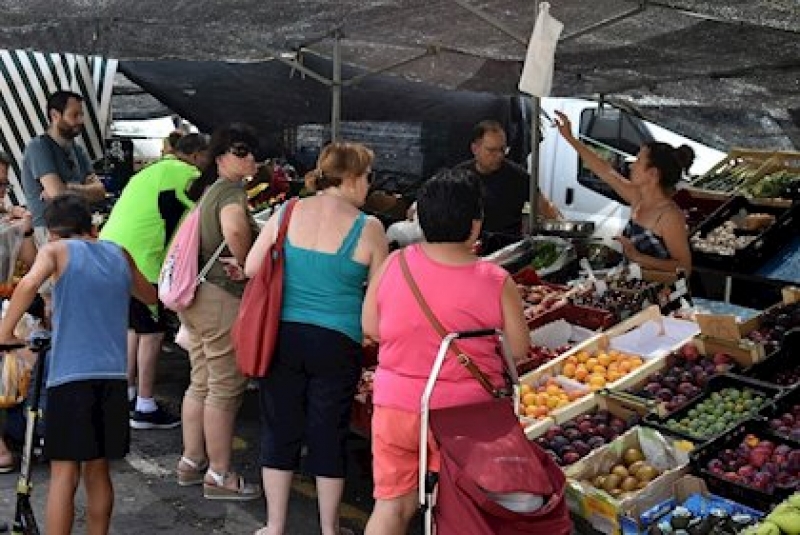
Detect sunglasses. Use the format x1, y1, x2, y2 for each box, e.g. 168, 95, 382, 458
0, 182, 9, 187
228, 145, 254, 159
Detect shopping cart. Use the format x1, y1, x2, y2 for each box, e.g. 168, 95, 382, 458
0, 329, 51, 535
419, 329, 571, 535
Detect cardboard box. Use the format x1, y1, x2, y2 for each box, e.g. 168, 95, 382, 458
564, 426, 690, 535
695, 286, 800, 345
633, 475, 764, 534
693, 333, 766, 367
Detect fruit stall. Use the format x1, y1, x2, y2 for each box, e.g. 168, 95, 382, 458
344, 146, 800, 534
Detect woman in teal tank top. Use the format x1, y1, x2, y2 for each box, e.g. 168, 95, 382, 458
246, 142, 388, 535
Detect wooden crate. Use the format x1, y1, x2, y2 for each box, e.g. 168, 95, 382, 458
691, 148, 778, 194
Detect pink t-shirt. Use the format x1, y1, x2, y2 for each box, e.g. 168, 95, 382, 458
372, 244, 509, 412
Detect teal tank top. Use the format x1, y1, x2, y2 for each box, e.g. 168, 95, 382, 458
281, 210, 369, 343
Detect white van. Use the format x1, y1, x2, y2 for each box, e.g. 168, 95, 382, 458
536, 98, 725, 241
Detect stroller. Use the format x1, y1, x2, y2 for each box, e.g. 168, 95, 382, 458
1, 329, 50, 535
419, 329, 571, 535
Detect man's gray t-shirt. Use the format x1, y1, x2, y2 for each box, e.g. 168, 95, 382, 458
21, 135, 92, 226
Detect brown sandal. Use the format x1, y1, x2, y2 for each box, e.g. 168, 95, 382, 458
203, 468, 262, 501
176, 456, 208, 486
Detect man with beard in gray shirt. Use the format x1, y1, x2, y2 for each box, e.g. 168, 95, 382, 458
21, 90, 106, 245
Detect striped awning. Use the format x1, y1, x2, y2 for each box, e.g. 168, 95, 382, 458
0, 49, 117, 205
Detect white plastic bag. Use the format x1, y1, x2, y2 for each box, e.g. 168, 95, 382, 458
518, 2, 564, 97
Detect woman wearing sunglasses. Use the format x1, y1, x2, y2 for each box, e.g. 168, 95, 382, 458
175, 124, 262, 501
246, 142, 388, 535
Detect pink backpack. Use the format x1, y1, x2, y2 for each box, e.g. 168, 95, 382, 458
159, 205, 226, 312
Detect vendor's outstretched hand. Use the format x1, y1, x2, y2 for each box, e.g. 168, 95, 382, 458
553, 111, 573, 140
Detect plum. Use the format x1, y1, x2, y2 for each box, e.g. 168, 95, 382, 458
749, 449, 770, 468
751, 471, 774, 491
656, 388, 674, 402
707, 459, 725, 474
577, 420, 594, 434
681, 342, 700, 361
571, 440, 591, 457
562, 451, 581, 465
737, 465, 756, 478
544, 426, 564, 441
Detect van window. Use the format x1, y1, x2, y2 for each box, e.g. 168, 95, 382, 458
576, 107, 652, 205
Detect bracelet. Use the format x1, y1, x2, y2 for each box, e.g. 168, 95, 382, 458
23, 229, 34, 238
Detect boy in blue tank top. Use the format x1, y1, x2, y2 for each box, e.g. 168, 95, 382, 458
0, 194, 157, 535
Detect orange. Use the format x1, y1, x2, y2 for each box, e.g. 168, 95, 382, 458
546, 384, 562, 396
525, 405, 539, 417
567, 389, 585, 401
522, 393, 538, 407
629, 357, 644, 369
607, 371, 622, 383
588, 375, 606, 389
592, 365, 607, 375
597, 353, 611, 367
565, 355, 579, 366
585, 357, 599, 370
546, 396, 559, 409
533, 406, 549, 418
575, 367, 589, 382
520, 383, 533, 396
563, 362, 577, 378
556, 398, 570, 408
536, 393, 549, 406
576, 351, 590, 363
618, 361, 632, 373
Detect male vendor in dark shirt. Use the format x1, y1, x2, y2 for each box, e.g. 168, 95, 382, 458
456, 120, 560, 239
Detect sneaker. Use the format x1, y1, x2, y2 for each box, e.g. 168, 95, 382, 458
130, 404, 181, 430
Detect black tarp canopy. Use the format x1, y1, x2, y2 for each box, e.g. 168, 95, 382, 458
2, 0, 799, 149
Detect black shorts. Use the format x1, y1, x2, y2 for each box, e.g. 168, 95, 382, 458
129, 286, 166, 334
258, 322, 362, 478
45, 379, 130, 461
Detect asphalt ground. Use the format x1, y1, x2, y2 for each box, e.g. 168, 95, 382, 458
0, 345, 425, 535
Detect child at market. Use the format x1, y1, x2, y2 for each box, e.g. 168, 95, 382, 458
0, 193, 157, 535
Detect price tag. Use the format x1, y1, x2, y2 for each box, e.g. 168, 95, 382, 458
695, 314, 742, 341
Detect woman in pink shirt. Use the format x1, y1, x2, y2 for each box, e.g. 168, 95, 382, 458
362, 168, 530, 535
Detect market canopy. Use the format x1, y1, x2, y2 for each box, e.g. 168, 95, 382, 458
2, 0, 799, 149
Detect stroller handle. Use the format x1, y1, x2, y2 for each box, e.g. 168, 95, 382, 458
453, 328, 500, 339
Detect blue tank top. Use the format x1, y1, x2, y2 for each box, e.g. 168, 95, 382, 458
281, 211, 369, 343
622, 220, 671, 260
48, 240, 131, 388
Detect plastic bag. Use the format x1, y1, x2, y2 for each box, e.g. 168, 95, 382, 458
518, 2, 564, 97
0, 348, 33, 408
0, 220, 24, 283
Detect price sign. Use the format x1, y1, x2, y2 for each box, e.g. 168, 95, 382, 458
695, 314, 742, 341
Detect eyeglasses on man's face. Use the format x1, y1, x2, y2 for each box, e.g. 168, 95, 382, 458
0, 182, 9, 188
482, 144, 510, 156
228, 144, 254, 159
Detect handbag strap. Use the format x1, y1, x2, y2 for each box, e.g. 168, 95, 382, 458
398, 250, 500, 397
195, 183, 231, 283
273, 197, 299, 252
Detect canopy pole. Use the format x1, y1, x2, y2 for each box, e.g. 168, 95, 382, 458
529, 97, 541, 232
528, 0, 541, 234
331, 31, 342, 142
